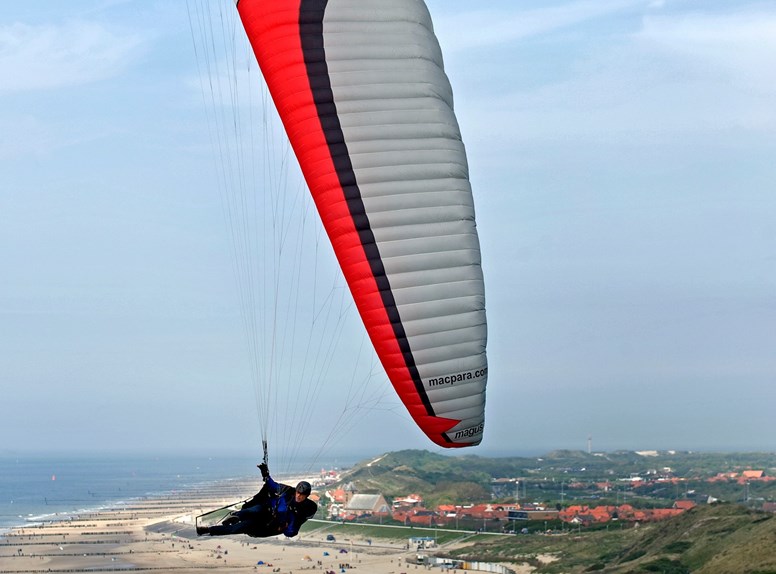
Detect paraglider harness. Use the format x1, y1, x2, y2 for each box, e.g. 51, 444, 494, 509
195, 441, 283, 534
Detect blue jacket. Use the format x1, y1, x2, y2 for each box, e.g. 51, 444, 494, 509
260, 476, 318, 537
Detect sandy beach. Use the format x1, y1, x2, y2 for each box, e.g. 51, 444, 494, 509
0, 477, 431, 574
0, 474, 546, 574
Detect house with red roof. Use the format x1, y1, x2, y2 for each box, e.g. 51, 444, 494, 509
742, 470, 764, 479
673, 500, 696, 511
737, 471, 775, 484
459, 504, 509, 520
559, 502, 691, 525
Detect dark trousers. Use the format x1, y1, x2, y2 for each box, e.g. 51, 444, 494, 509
205, 484, 281, 538
206, 519, 254, 536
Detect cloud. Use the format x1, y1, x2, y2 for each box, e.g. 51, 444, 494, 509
455, 4, 776, 151
434, 0, 644, 51
639, 10, 776, 94
0, 20, 143, 93
0, 115, 53, 159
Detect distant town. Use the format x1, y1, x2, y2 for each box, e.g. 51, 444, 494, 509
307, 449, 776, 532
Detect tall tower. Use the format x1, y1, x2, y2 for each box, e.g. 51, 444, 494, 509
587, 434, 592, 454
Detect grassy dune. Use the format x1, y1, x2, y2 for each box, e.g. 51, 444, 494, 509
443, 503, 776, 573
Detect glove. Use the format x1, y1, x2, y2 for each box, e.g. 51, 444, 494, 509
258, 462, 270, 480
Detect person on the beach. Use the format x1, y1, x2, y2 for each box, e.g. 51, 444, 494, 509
197, 463, 317, 538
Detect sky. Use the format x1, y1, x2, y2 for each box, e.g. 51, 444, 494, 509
1, 0, 775, 461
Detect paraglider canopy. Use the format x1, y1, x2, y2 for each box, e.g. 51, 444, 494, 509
234, 0, 489, 448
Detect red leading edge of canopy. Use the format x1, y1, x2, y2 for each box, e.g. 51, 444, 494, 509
236, 0, 465, 447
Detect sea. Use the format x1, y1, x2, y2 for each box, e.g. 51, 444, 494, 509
0, 454, 351, 534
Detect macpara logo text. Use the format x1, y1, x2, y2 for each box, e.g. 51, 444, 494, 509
454, 423, 484, 440
428, 367, 487, 387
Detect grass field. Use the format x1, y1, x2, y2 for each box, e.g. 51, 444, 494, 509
303, 519, 501, 547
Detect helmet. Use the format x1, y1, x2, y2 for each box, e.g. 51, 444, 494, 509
296, 481, 312, 496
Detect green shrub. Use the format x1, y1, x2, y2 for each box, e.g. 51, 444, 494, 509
621, 549, 646, 563
663, 540, 692, 553
641, 557, 689, 573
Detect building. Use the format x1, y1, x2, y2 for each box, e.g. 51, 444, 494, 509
343, 494, 390, 518
742, 470, 764, 479
673, 500, 697, 511
508, 509, 560, 522
392, 494, 423, 509
409, 536, 436, 549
